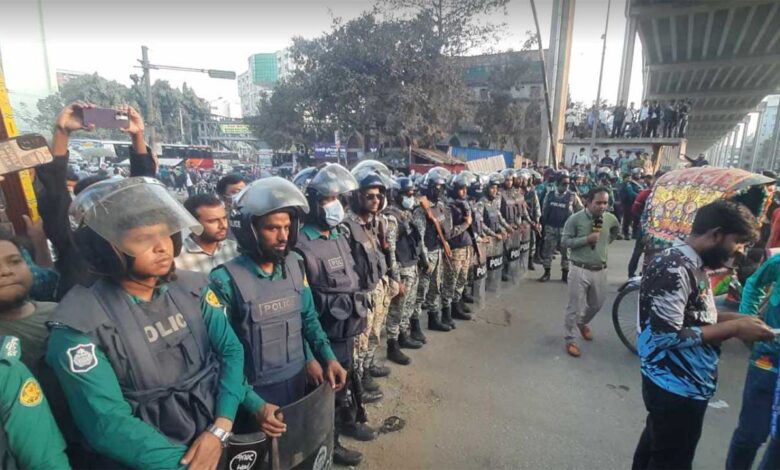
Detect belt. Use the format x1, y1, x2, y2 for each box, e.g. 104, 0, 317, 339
572, 261, 607, 271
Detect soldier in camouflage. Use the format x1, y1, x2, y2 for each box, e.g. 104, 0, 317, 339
442, 172, 476, 322
384, 177, 427, 366
521, 170, 542, 271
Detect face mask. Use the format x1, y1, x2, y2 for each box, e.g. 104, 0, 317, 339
401, 196, 416, 210
322, 199, 345, 228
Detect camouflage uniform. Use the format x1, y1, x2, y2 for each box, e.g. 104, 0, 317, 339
412, 203, 445, 318
540, 190, 583, 270
442, 200, 474, 306
385, 207, 424, 340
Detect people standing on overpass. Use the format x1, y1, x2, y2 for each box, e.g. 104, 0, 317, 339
612, 101, 626, 138
560, 187, 619, 357
639, 100, 650, 137
662, 100, 678, 138
684, 153, 709, 167
632, 200, 774, 470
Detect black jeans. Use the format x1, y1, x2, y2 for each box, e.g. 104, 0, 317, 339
632, 375, 709, 470
628, 236, 644, 277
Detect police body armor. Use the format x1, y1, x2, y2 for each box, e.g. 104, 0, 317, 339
423, 202, 448, 252
343, 217, 388, 291
53, 270, 218, 445
295, 231, 368, 342
545, 191, 576, 229
384, 206, 422, 267
447, 200, 473, 250
222, 255, 306, 388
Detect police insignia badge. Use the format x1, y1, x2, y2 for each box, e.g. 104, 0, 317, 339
19, 378, 43, 407
67, 343, 98, 373
206, 289, 222, 307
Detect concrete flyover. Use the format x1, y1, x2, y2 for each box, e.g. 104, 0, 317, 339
625, 0, 780, 158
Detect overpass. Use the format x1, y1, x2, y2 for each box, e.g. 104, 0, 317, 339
617, 0, 780, 163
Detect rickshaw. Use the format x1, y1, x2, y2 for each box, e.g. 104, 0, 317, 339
611, 167, 775, 354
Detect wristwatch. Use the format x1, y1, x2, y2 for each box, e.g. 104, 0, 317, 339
208, 424, 232, 446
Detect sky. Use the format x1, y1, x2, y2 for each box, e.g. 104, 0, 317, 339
0, 0, 644, 117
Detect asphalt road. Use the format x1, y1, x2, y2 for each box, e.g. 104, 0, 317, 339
345, 240, 760, 470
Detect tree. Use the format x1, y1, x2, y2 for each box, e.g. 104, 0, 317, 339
378, 0, 509, 56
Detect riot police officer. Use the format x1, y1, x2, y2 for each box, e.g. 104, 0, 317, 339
519, 170, 541, 271
385, 177, 427, 366
538, 172, 583, 283
443, 171, 476, 321
293, 164, 371, 465
1, 336, 70, 469
478, 173, 513, 291
47, 177, 250, 469
413, 167, 453, 332
207, 177, 347, 432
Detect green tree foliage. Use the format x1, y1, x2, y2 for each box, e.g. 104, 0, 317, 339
24, 73, 209, 143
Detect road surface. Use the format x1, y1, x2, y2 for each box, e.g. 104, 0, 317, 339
345, 240, 759, 469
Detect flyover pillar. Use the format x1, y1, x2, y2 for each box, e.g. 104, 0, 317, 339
616, 6, 637, 106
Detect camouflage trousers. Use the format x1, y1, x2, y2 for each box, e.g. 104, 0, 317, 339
355, 276, 395, 376
441, 246, 472, 306
386, 265, 420, 340
541, 226, 569, 270
414, 249, 443, 318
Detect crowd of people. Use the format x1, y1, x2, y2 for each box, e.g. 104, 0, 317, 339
565, 99, 693, 140
1, 100, 779, 470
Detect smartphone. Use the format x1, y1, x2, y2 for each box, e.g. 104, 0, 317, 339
0, 134, 53, 175
83, 107, 130, 130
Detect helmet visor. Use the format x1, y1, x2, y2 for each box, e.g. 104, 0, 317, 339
309, 164, 358, 196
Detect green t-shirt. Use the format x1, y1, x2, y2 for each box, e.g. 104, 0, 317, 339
0, 302, 57, 371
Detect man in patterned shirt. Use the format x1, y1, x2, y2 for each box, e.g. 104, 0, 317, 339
176, 194, 239, 273
632, 200, 775, 470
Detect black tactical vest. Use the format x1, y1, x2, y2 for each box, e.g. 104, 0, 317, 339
295, 230, 368, 341
0, 426, 17, 470
384, 206, 421, 267
222, 255, 306, 388
500, 188, 519, 225
343, 216, 388, 291
471, 200, 483, 238
545, 191, 576, 229
448, 200, 473, 250
482, 198, 502, 232
52, 271, 217, 445
422, 203, 448, 251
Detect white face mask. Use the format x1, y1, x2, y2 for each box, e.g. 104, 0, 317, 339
322, 199, 345, 227
401, 195, 416, 210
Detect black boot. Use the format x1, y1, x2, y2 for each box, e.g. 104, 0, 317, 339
361, 371, 381, 392
387, 338, 411, 365
538, 268, 551, 282
459, 300, 472, 313
427, 310, 451, 332
462, 291, 475, 304
342, 422, 378, 441
528, 257, 536, 271
334, 440, 363, 466
360, 390, 383, 404
369, 364, 391, 378
441, 304, 456, 329
410, 318, 427, 344
398, 331, 423, 349
562, 269, 569, 283
452, 301, 473, 320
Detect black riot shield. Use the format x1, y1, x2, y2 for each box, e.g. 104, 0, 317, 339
470, 239, 488, 308
485, 238, 503, 293
504, 230, 523, 284
221, 433, 269, 470
271, 381, 335, 470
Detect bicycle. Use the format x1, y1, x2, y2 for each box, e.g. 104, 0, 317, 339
612, 277, 641, 355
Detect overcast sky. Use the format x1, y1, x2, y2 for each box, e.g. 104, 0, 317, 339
0, 0, 644, 116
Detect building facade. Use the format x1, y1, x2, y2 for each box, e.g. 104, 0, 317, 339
237, 49, 294, 117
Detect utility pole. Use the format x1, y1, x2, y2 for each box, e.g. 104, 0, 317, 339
529, 0, 558, 169
590, 0, 612, 155
141, 46, 157, 151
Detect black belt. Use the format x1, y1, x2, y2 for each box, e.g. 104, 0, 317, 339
572, 261, 607, 271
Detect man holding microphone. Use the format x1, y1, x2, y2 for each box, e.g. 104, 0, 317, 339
561, 187, 620, 357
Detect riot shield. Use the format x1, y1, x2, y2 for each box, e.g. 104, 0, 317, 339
271, 382, 335, 470
470, 239, 488, 308
221, 433, 268, 470
485, 237, 503, 293
504, 230, 524, 284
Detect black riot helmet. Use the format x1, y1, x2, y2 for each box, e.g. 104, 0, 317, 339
485, 172, 505, 200
393, 176, 416, 207
301, 163, 358, 227
449, 171, 476, 199
350, 170, 388, 214
293, 166, 319, 190
468, 174, 487, 199
70, 177, 201, 279
422, 166, 451, 202
230, 177, 309, 262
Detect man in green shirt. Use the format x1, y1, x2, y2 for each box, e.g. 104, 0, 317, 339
47, 177, 257, 469
208, 177, 347, 435
561, 187, 619, 357
1, 336, 70, 469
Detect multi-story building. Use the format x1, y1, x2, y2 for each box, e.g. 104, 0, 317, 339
55, 69, 86, 90
237, 49, 294, 117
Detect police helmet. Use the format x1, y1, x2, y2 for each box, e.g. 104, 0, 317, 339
468, 174, 487, 199
500, 168, 517, 182
71, 177, 201, 277
230, 177, 309, 259
292, 166, 319, 190
423, 167, 451, 188
488, 172, 505, 187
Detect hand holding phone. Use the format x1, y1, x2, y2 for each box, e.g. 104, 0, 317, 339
83, 107, 130, 130
0, 134, 53, 175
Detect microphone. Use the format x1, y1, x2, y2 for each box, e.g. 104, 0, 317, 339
591, 215, 603, 250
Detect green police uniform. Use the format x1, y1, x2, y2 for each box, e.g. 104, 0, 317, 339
209, 252, 337, 370
46, 286, 258, 469
1, 336, 70, 469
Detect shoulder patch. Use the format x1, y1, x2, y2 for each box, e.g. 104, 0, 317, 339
19, 378, 43, 407
0, 336, 20, 362
205, 289, 223, 307
66, 343, 98, 374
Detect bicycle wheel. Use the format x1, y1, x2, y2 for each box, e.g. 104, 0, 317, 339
612, 284, 640, 355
